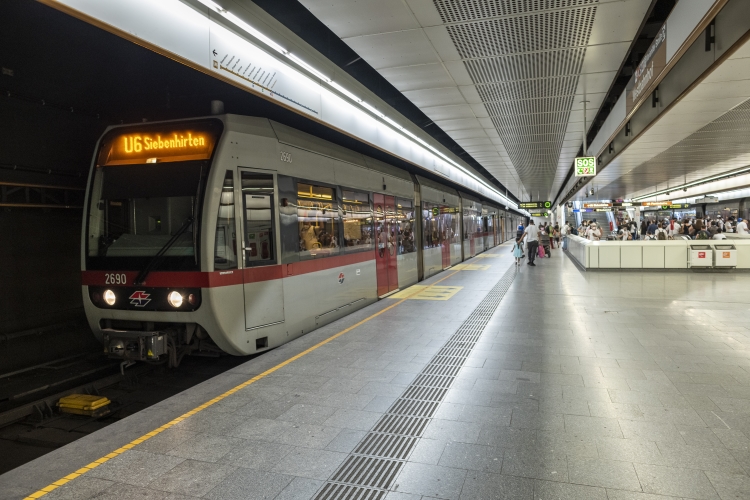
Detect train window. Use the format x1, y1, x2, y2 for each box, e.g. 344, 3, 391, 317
297, 183, 340, 259
396, 199, 416, 254
342, 190, 373, 253
86, 163, 202, 270
214, 171, 237, 270
241, 172, 276, 267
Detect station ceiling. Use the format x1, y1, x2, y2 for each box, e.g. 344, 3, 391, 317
297, 0, 652, 202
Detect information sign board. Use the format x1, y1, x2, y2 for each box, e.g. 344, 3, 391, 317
574, 157, 596, 177
529, 212, 549, 218
519, 201, 551, 209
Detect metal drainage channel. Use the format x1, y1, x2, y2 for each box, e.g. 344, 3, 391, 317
315, 265, 518, 500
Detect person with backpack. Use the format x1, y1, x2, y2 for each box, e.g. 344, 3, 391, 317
655, 223, 668, 240
696, 227, 710, 240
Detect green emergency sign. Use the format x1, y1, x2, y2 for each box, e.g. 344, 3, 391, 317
575, 157, 596, 177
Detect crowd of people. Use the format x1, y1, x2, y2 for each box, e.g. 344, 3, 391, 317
512, 214, 749, 266
612, 215, 749, 241
513, 220, 562, 266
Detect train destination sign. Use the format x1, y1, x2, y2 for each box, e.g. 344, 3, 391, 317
574, 157, 596, 176
519, 201, 551, 209
98, 122, 220, 166
583, 202, 611, 208
641, 201, 671, 206
529, 212, 549, 218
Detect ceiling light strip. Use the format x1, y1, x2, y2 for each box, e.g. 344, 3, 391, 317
632, 165, 750, 201
195, 0, 521, 212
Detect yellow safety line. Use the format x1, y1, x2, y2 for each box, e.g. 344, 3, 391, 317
24, 270, 460, 499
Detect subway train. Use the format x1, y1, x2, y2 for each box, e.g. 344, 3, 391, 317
81, 115, 524, 366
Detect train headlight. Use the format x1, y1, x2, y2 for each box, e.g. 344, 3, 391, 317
103, 289, 116, 306
167, 291, 183, 308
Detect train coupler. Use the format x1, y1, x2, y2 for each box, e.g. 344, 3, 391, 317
102, 329, 168, 362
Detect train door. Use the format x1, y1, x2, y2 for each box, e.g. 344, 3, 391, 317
374, 193, 398, 296
239, 170, 284, 330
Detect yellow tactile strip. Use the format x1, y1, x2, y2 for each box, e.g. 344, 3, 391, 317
451, 263, 491, 271
390, 285, 463, 300
24, 270, 460, 500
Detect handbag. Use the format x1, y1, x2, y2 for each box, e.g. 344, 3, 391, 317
538, 245, 545, 258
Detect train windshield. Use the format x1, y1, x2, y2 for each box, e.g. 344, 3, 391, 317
86, 120, 222, 271
86, 162, 206, 270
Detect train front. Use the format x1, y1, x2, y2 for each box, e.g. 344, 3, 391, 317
81, 119, 224, 366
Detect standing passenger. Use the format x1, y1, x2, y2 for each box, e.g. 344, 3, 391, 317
521, 219, 539, 266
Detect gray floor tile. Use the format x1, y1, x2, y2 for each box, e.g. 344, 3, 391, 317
325, 429, 367, 453
407, 438, 447, 465
604, 490, 682, 500
87, 450, 185, 487
276, 404, 338, 425
619, 419, 685, 444
322, 409, 381, 431
88, 483, 168, 500
532, 479, 607, 500
275, 477, 324, 500
204, 469, 292, 500
705, 470, 750, 500
166, 433, 242, 463
595, 436, 666, 465
635, 463, 719, 499
510, 409, 564, 431
423, 418, 482, 443
394, 462, 467, 500
148, 460, 235, 496
274, 447, 348, 480
137, 428, 197, 455
567, 457, 642, 491
437, 442, 503, 473
219, 440, 294, 470
459, 471, 533, 500
564, 415, 623, 438
502, 448, 568, 482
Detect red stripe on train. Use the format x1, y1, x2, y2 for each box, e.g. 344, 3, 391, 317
81, 251, 375, 288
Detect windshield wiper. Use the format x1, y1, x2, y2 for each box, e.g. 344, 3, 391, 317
134, 217, 194, 285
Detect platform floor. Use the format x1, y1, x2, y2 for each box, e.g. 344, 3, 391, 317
4, 243, 750, 500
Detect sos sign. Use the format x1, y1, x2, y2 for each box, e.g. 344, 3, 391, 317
575, 157, 596, 177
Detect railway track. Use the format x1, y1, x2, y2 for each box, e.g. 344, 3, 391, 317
0, 351, 251, 474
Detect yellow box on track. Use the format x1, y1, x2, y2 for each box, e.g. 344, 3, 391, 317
58, 394, 111, 411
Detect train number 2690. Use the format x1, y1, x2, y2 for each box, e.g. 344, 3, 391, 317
105, 273, 127, 285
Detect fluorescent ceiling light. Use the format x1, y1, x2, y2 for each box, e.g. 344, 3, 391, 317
633, 165, 750, 201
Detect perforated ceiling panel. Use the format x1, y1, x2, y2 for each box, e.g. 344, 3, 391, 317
433, 0, 599, 23
298, 0, 649, 203
436, 0, 597, 197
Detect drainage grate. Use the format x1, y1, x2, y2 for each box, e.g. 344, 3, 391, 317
329, 456, 403, 489
315, 265, 518, 499
354, 433, 417, 459
315, 483, 386, 500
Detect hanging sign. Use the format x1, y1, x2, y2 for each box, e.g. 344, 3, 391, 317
519, 201, 551, 209
574, 157, 596, 176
